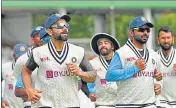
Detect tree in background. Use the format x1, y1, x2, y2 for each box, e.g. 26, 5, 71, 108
32, 13, 176, 48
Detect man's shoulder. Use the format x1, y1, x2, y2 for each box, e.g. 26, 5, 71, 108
89, 56, 99, 63
32, 44, 48, 54
115, 45, 127, 52
68, 42, 84, 49
2, 61, 13, 69
16, 53, 28, 65
68, 42, 84, 51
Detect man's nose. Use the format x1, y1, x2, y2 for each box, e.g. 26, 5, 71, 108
165, 38, 169, 43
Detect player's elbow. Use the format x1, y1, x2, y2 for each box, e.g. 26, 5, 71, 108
105, 73, 113, 82
105, 71, 121, 82
105, 70, 114, 82
14, 88, 21, 97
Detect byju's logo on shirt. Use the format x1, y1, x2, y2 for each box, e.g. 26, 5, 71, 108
46, 70, 74, 78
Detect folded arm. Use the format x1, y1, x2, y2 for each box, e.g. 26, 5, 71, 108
105, 52, 139, 82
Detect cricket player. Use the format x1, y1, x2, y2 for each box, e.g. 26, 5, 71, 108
13, 26, 44, 78
14, 27, 50, 108
106, 16, 162, 108
87, 33, 120, 108
157, 26, 176, 108
2, 43, 28, 108
22, 13, 96, 108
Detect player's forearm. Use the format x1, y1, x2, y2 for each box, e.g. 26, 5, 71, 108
81, 80, 90, 97
79, 71, 96, 83
15, 88, 28, 97
106, 64, 139, 82
21, 65, 32, 90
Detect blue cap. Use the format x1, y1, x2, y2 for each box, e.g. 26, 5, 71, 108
129, 16, 154, 29
31, 26, 44, 37
13, 43, 28, 57
39, 28, 48, 39
45, 13, 71, 29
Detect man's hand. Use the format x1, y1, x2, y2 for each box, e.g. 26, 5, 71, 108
173, 64, 176, 72
26, 88, 42, 104
135, 57, 146, 71
154, 83, 161, 95
66, 63, 81, 76
21, 95, 28, 101
2, 100, 9, 108
154, 69, 162, 81
89, 93, 96, 102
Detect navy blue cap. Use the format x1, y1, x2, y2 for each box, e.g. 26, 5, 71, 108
129, 16, 154, 29
13, 43, 28, 57
45, 13, 71, 29
39, 28, 49, 39
30, 26, 44, 37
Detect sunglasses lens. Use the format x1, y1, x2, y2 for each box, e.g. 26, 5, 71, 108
51, 22, 69, 29
137, 28, 150, 33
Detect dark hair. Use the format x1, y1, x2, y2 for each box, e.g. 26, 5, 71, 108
158, 25, 173, 37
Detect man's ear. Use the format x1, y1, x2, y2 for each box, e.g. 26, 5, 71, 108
46, 29, 52, 36
12, 54, 16, 60
128, 30, 134, 41
111, 44, 115, 50
128, 30, 133, 37
157, 37, 160, 45
30, 37, 34, 44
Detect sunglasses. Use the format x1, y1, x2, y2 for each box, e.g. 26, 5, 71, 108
133, 27, 150, 33
51, 22, 69, 29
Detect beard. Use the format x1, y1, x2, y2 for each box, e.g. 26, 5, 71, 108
99, 48, 112, 56
160, 43, 173, 51
53, 31, 69, 41
54, 34, 68, 41
134, 34, 148, 44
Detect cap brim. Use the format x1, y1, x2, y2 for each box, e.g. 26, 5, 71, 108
61, 15, 71, 22
140, 22, 154, 28
91, 33, 120, 55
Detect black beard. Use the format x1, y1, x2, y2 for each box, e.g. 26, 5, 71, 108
134, 35, 148, 44
54, 34, 68, 41
160, 43, 172, 51
99, 48, 111, 56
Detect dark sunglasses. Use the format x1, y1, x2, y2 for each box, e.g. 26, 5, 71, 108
133, 27, 150, 33
51, 22, 69, 29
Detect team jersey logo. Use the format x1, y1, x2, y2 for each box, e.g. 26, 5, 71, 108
71, 57, 77, 63
126, 57, 136, 62
46, 70, 74, 79
46, 71, 54, 78
8, 84, 13, 90
100, 79, 107, 85
133, 71, 154, 78
20, 46, 26, 51
141, 17, 147, 22
40, 57, 50, 62
152, 59, 155, 65
5, 74, 13, 79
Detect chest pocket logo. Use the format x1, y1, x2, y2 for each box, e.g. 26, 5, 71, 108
71, 57, 77, 63
152, 59, 155, 65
